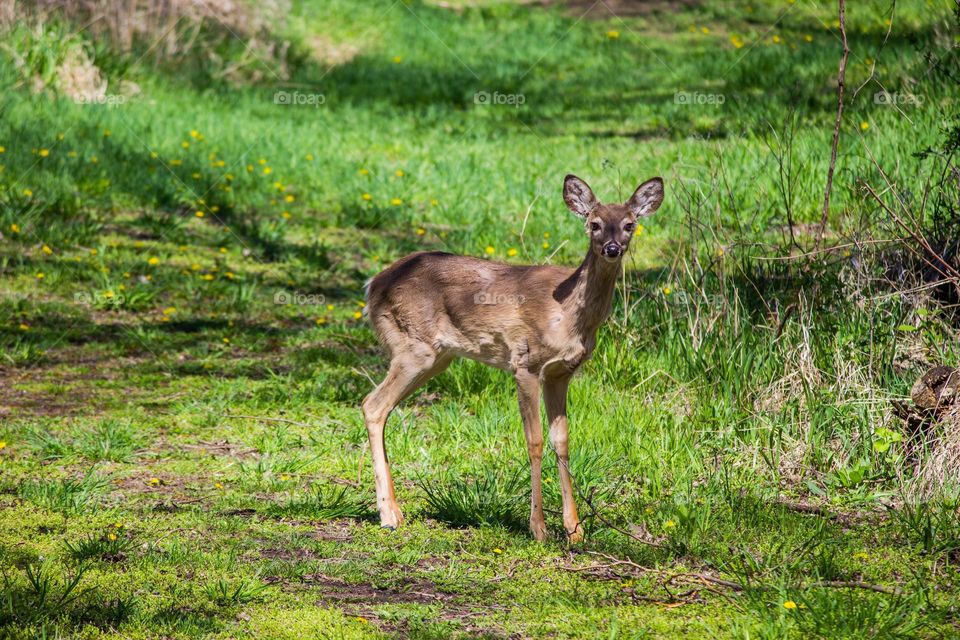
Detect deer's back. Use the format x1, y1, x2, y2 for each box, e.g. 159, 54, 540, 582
366, 251, 578, 368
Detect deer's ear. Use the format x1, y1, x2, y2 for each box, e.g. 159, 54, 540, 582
563, 174, 598, 218
626, 177, 664, 218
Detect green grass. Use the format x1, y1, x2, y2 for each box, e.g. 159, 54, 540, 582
0, 0, 958, 637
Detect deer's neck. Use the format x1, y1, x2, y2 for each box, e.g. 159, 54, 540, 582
562, 250, 621, 336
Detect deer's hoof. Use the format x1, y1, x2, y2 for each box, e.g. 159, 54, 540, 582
566, 528, 584, 545
529, 521, 548, 542
381, 524, 397, 532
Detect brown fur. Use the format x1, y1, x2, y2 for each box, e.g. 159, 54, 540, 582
362, 174, 664, 541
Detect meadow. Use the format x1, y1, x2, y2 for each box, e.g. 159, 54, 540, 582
0, 0, 959, 637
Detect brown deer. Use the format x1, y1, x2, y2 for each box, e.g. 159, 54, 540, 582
362, 174, 664, 542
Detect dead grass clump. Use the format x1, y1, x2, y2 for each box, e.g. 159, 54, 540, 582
911, 406, 960, 499
13, 0, 294, 83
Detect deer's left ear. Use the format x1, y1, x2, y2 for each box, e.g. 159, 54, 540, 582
625, 177, 664, 218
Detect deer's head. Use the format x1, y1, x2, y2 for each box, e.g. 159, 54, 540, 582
563, 175, 664, 261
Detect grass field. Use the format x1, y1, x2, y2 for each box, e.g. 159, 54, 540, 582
1, 0, 959, 638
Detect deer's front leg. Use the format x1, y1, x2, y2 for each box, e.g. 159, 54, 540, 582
544, 374, 582, 543
515, 369, 546, 541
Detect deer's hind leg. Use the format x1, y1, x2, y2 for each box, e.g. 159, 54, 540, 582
362, 343, 450, 529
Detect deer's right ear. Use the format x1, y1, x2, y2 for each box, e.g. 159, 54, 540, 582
563, 174, 598, 218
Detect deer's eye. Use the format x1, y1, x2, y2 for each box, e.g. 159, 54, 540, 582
624, 223, 635, 234
590, 221, 601, 232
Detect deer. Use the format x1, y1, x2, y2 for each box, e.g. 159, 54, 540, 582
362, 174, 664, 542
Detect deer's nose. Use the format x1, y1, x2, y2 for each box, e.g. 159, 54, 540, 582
602, 242, 622, 258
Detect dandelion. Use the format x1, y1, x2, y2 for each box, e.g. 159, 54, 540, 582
357, 616, 369, 624
485, 246, 495, 255
860, 121, 870, 131
731, 36, 744, 49
190, 129, 200, 139
181, 141, 190, 149
191, 263, 201, 271
804, 34, 813, 42
68, 150, 78, 158
701, 27, 710, 34
9, 223, 19, 233
263, 167, 272, 175
783, 600, 797, 610
391, 198, 402, 206
635, 224, 644, 236
107, 533, 118, 541
359, 168, 369, 175
493, 548, 503, 554
18, 323, 29, 331
42, 245, 52, 255
282, 211, 292, 219
326, 304, 335, 311
192, 172, 201, 179
103, 129, 111, 137
168, 159, 180, 166
662, 286, 671, 295
148, 256, 160, 265
542, 241, 550, 249
103, 291, 114, 299
285, 194, 295, 203
195, 210, 204, 218
38, 149, 49, 157
0, 441, 6, 449
22, 189, 33, 197
416, 227, 426, 236
148, 477, 160, 486
163, 307, 176, 316
772, 34, 782, 44
362, 193, 372, 201
606, 30, 620, 39
225, 272, 235, 279
353, 310, 363, 320
395, 169, 404, 177
392, 56, 402, 63
222, 338, 230, 344
35, 272, 45, 279
214, 482, 224, 490
202, 274, 214, 281
219, 247, 227, 254
431, 198, 439, 206
357, 300, 366, 308
305, 153, 314, 161
664, 519, 676, 528
507, 248, 518, 257
316, 317, 327, 325
90, 249, 98, 256
0, 146, 4, 153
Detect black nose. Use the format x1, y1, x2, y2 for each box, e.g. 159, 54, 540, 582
603, 242, 622, 258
